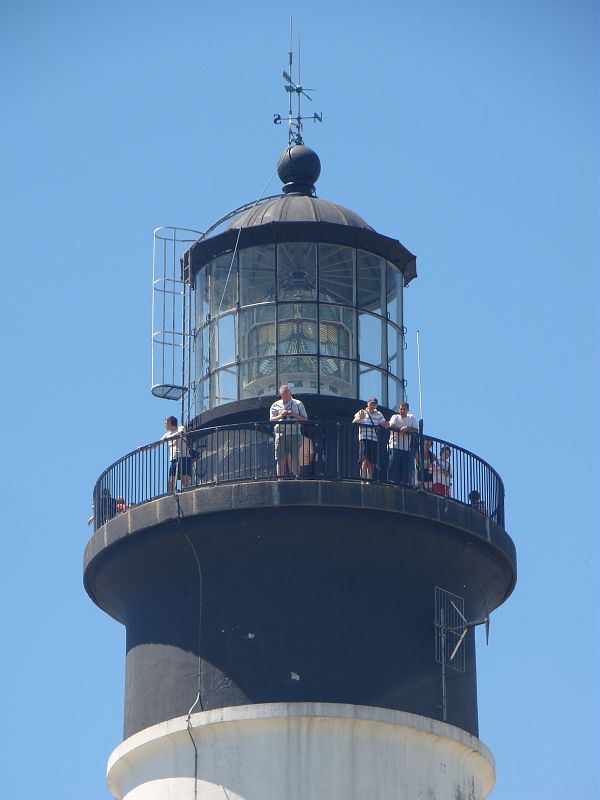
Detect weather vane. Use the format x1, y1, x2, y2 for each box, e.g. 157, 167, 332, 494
273, 19, 323, 146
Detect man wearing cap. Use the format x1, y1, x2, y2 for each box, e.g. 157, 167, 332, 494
387, 401, 419, 486
352, 397, 388, 482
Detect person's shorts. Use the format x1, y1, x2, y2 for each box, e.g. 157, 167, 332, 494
359, 438, 378, 463
275, 432, 302, 460
169, 457, 192, 478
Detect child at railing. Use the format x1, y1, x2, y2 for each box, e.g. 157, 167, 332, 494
418, 439, 435, 491
468, 490, 487, 514
432, 446, 452, 497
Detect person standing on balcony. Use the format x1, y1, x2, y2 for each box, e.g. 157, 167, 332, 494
353, 397, 388, 483
432, 446, 452, 497
419, 438, 436, 491
162, 416, 191, 492
270, 385, 308, 478
468, 489, 487, 514
387, 401, 419, 486
87, 488, 117, 526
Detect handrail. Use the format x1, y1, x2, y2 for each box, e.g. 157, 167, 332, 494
92, 422, 505, 531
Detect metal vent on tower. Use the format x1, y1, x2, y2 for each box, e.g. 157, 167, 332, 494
435, 586, 467, 673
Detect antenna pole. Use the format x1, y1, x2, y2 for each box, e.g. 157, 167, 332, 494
288, 17, 293, 145
416, 330, 424, 432
297, 30, 302, 137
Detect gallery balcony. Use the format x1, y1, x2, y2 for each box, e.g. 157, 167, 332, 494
90, 421, 506, 533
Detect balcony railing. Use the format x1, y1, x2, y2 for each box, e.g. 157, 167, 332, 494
92, 422, 504, 531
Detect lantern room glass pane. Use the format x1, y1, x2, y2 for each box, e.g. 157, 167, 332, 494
210, 253, 237, 316
277, 243, 317, 301
239, 245, 276, 305
357, 250, 385, 314
387, 323, 403, 376
239, 305, 276, 361
386, 264, 403, 327
210, 313, 236, 368
210, 367, 238, 407
319, 357, 357, 398
359, 312, 384, 368
319, 305, 355, 360
196, 266, 210, 328
359, 365, 386, 406
240, 358, 277, 398
278, 303, 318, 355
278, 355, 318, 393
388, 376, 404, 409
197, 377, 209, 413
319, 244, 355, 305
197, 325, 209, 377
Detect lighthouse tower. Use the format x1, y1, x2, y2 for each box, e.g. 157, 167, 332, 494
84, 91, 516, 799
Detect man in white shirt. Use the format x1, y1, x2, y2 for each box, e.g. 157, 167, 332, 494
352, 397, 388, 482
270, 385, 308, 477
162, 415, 191, 492
387, 401, 419, 486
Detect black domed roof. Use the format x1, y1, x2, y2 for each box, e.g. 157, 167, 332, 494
227, 194, 373, 231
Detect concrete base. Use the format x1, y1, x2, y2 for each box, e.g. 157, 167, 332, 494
107, 703, 495, 800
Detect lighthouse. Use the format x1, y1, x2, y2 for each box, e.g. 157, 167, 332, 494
84, 68, 516, 799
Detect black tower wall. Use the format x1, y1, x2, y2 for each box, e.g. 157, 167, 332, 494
84, 482, 516, 739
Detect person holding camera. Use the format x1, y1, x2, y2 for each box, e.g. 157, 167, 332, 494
270, 384, 308, 478
352, 397, 388, 483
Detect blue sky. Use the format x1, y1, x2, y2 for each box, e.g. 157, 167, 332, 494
0, 1, 597, 798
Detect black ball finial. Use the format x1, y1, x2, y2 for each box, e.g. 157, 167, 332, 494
277, 145, 321, 195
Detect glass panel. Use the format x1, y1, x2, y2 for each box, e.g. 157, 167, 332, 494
386, 264, 403, 327
319, 357, 357, 398
197, 325, 210, 376
388, 376, 404, 410
210, 253, 237, 316
195, 265, 210, 329
239, 245, 276, 305
278, 354, 318, 393
278, 303, 317, 355
319, 305, 356, 359
210, 313, 236, 368
210, 367, 238, 406
387, 323, 404, 377
359, 365, 386, 406
319, 244, 355, 305
277, 242, 317, 301
359, 312, 384, 367
196, 377, 209, 413
239, 305, 276, 361
240, 358, 277, 398
357, 250, 385, 314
